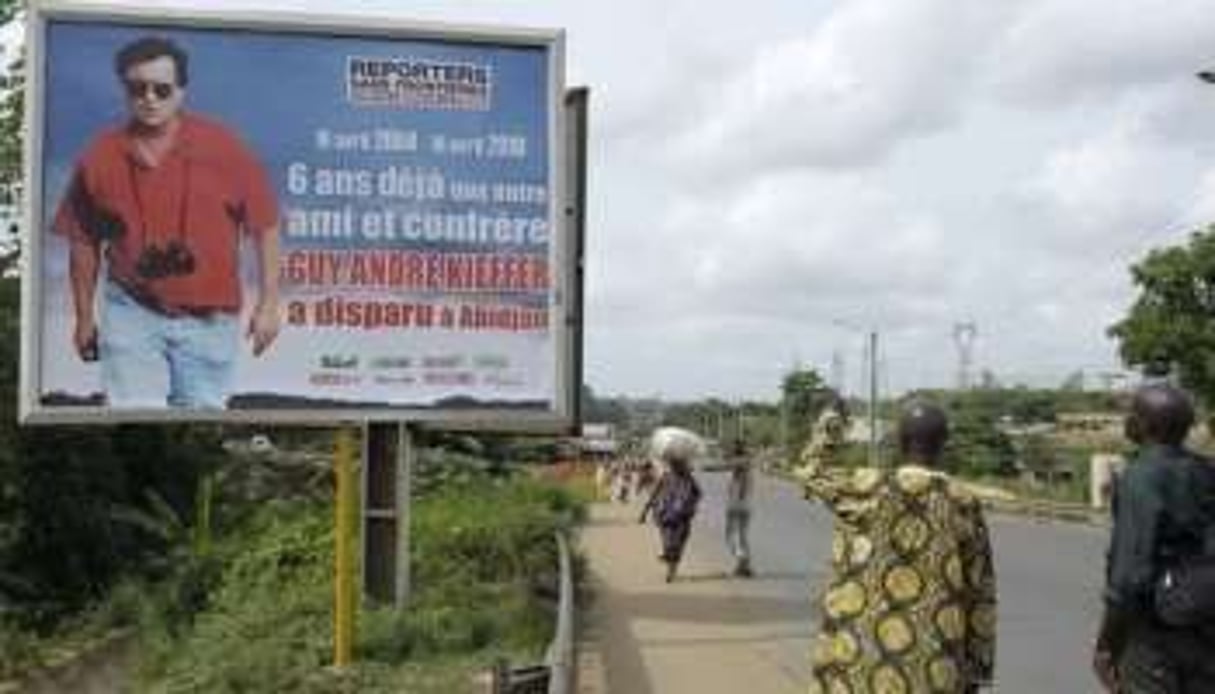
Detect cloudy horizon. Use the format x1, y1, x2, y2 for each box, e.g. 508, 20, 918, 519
23, 0, 1215, 403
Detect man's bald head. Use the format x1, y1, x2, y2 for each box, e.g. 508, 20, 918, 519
898, 401, 949, 466
1127, 384, 1194, 446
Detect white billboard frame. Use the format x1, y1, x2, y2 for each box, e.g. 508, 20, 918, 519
19, 1, 576, 431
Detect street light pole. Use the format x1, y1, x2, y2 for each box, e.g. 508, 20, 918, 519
868, 329, 879, 467
834, 318, 882, 467
779, 392, 788, 459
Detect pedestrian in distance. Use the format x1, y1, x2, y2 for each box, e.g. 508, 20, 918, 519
1093, 384, 1215, 693
724, 439, 754, 578
594, 459, 611, 501
640, 427, 704, 583
612, 457, 632, 503
636, 456, 657, 500
795, 400, 996, 694
54, 35, 281, 408
630, 455, 647, 500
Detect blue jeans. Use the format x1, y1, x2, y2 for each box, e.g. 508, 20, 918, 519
100, 282, 239, 409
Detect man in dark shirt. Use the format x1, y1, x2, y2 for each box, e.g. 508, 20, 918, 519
1093, 384, 1215, 693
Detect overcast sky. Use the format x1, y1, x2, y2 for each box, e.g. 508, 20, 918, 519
32, 0, 1215, 402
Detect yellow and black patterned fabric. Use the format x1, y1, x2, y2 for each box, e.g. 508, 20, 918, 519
796, 453, 996, 694
803, 409, 847, 469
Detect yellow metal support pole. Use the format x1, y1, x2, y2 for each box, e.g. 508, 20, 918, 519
334, 427, 355, 668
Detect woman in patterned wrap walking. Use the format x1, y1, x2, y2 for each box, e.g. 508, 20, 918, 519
640, 427, 704, 583
795, 401, 997, 694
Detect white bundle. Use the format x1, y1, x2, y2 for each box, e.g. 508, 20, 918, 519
649, 426, 705, 465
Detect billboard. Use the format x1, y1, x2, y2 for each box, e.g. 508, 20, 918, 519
20, 3, 575, 427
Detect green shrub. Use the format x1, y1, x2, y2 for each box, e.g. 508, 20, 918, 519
142, 504, 333, 692
412, 481, 572, 588
135, 474, 584, 692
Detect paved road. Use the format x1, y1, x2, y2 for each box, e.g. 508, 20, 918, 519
685, 471, 1110, 693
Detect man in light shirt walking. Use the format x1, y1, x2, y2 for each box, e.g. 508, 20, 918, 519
725, 440, 754, 578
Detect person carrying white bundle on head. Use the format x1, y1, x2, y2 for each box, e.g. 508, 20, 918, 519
639, 427, 704, 582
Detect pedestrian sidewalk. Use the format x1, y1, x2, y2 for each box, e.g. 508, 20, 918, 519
576, 499, 812, 694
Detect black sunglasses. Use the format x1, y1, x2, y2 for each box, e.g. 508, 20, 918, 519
124, 80, 176, 100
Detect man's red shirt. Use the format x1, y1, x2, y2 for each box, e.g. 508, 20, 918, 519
54, 112, 278, 314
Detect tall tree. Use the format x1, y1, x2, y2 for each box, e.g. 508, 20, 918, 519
1108, 228, 1215, 404
0, 0, 24, 272
781, 367, 835, 457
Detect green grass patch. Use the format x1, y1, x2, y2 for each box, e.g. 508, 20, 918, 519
128, 476, 582, 692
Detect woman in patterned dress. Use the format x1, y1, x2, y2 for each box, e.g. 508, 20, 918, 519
796, 402, 997, 694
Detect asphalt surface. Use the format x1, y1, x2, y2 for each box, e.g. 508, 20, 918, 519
684, 471, 1111, 694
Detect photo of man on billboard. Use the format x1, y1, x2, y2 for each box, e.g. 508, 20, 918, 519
51, 36, 281, 409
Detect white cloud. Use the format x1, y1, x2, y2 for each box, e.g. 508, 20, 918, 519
1180, 168, 1215, 230
1008, 99, 1206, 266
663, 1, 1015, 178
987, 0, 1215, 107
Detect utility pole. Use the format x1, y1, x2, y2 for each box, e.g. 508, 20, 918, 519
779, 355, 794, 461
779, 393, 789, 459
868, 330, 879, 467
834, 318, 882, 467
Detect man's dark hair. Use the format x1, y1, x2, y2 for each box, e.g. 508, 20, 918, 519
1128, 384, 1194, 446
114, 36, 189, 86
897, 400, 949, 466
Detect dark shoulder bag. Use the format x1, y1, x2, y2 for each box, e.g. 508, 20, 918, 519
1155, 553, 1215, 627
1154, 456, 1215, 627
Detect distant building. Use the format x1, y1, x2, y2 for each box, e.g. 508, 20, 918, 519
997, 422, 1055, 438
844, 418, 889, 446
1054, 412, 1124, 447
579, 422, 618, 457
1055, 412, 1123, 433
1006, 413, 1125, 486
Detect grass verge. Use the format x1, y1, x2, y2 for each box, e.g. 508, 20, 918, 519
126, 474, 584, 692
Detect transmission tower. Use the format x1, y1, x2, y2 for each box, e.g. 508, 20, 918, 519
952, 321, 978, 390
